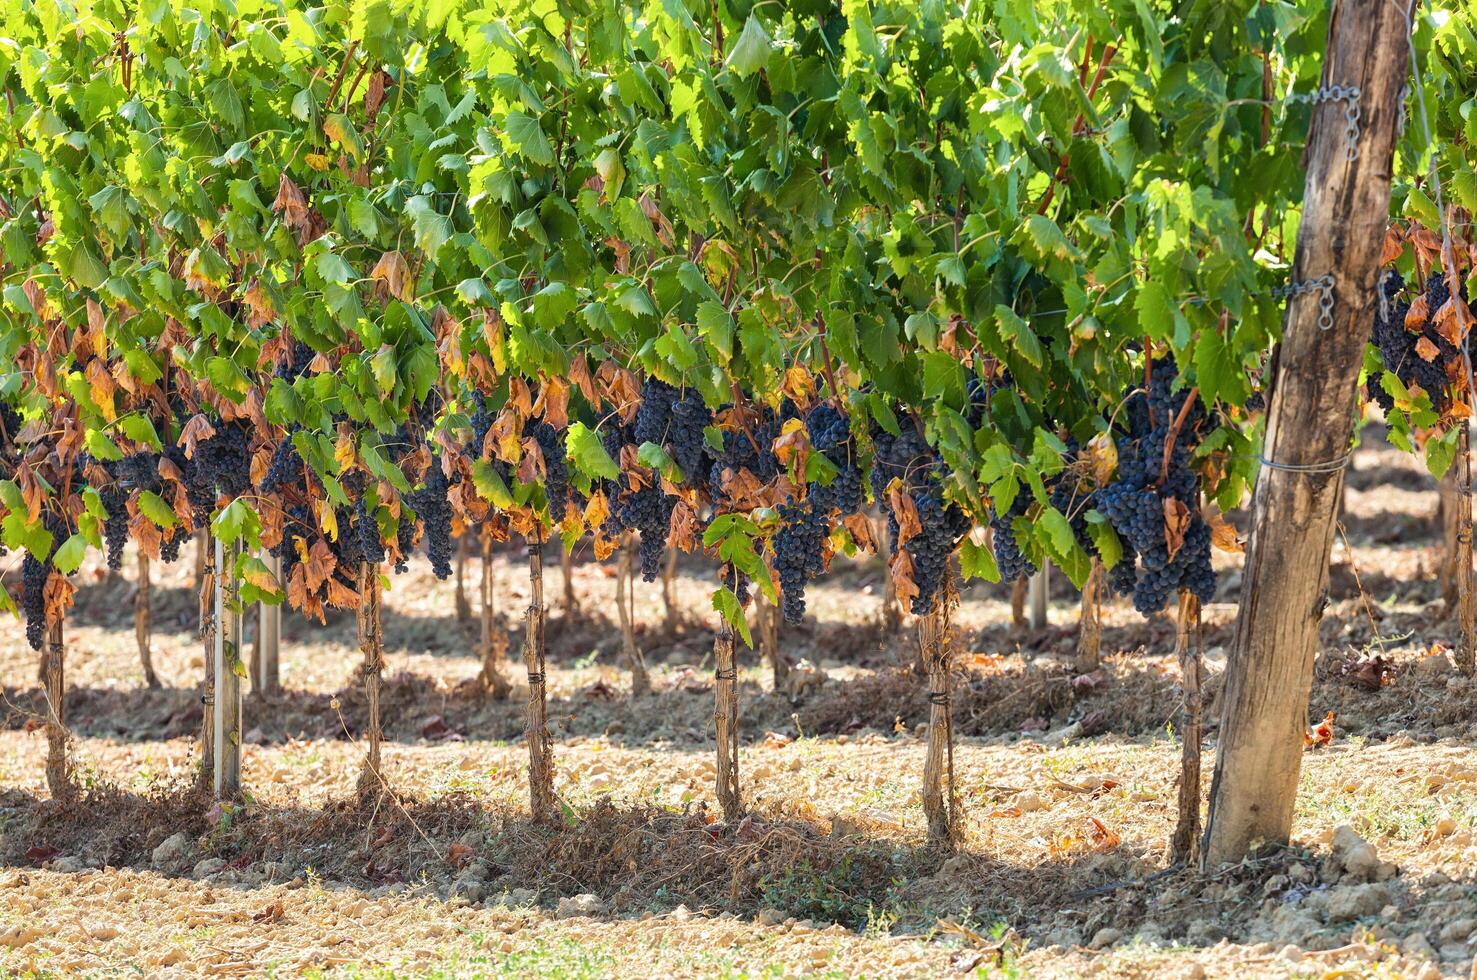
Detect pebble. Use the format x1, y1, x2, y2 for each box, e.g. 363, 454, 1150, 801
191, 858, 227, 880
556, 894, 605, 919
151, 833, 193, 870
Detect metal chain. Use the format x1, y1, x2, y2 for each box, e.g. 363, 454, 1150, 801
1287, 83, 1362, 160
1272, 273, 1336, 331
1379, 268, 1400, 324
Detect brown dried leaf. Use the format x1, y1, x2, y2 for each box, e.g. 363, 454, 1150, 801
249, 443, 274, 488
1410, 225, 1443, 266
177, 414, 217, 460
619, 444, 650, 491
1379, 224, 1406, 266
287, 563, 310, 613
242, 560, 281, 595
446, 842, 473, 870
843, 512, 877, 552
490, 410, 523, 465
242, 280, 276, 328
253, 900, 285, 924
1433, 294, 1469, 349
518, 436, 547, 485
507, 377, 533, 416
369, 250, 413, 303
1204, 504, 1244, 554
18, 467, 46, 523
22, 278, 54, 321
669, 500, 698, 552
1087, 816, 1120, 851
569, 353, 598, 405
305, 539, 337, 593
42, 569, 76, 624
129, 511, 162, 560
638, 192, 674, 246
596, 362, 641, 422
534, 377, 570, 430
365, 70, 393, 121
325, 574, 360, 609
83, 298, 107, 359
271, 173, 310, 230
888, 546, 920, 612
1405, 292, 1430, 330
1415, 335, 1442, 363
887, 480, 923, 546
1162, 497, 1190, 561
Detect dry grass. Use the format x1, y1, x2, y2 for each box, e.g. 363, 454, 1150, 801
0, 426, 1475, 977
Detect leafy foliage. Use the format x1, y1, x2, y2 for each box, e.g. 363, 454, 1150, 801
0, 0, 1350, 637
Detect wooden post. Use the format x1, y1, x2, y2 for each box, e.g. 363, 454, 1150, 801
1171, 592, 1204, 865
194, 528, 208, 594
522, 536, 555, 821
357, 561, 386, 801
1203, 0, 1411, 866
137, 553, 159, 689
212, 536, 242, 798
920, 571, 958, 849
1439, 464, 1461, 610
43, 617, 69, 800
454, 534, 472, 622
1075, 559, 1102, 673
661, 549, 679, 633
755, 589, 789, 690
256, 552, 281, 696
1009, 577, 1027, 630
1455, 424, 1475, 673
479, 534, 512, 699
617, 534, 650, 697
713, 615, 742, 822
197, 533, 216, 793
1028, 565, 1049, 629
560, 546, 577, 614
878, 513, 902, 633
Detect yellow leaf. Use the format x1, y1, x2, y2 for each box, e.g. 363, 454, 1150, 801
1086, 431, 1117, 487
304, 153, 330, 172
319, 499, 339, 542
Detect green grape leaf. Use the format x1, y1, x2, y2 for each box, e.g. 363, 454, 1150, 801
85, 429, 124, 461
727, 16, 772, 77
52, 533, 89, 575
506, 111, 554, 166
137, 491, 179, 529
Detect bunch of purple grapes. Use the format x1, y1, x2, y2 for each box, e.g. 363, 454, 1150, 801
1096, 358, 1216, 614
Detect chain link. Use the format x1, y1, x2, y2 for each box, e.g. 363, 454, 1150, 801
1379, 268, 1399, 325
1287, 83, 1362, 160
1272, 273, 1336, 331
